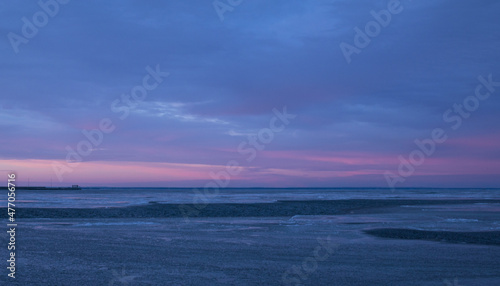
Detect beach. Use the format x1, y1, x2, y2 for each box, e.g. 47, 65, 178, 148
1, 188, 500, 285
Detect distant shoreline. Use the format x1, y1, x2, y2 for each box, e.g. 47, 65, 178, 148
0, 186, 81, 190
6, 186, 500, 190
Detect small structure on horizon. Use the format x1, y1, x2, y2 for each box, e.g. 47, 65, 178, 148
72, 185, 79, 189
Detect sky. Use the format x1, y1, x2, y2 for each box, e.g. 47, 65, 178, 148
0, 0, 499, 188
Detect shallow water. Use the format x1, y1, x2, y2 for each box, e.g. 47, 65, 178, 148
2, 188, 499, 285
5, 187, 500, 208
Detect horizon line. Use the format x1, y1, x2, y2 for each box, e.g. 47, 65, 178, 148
7, 186, 500, 190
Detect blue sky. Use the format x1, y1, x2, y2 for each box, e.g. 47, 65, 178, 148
1, 0, 499, 187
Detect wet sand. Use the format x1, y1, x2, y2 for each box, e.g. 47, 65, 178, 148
364, 228, 500, 246
2, 198, 499, 285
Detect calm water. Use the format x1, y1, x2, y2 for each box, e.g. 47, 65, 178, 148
7, 187, 500, 208
3, 188, 500, 285
5, 188, 500, 233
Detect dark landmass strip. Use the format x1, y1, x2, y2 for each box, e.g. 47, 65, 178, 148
364, 228, 500, 246
5, 199, 500, 219
0, 186, 82, 190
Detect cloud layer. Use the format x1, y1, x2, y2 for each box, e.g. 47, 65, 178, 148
1, 0, 499, 187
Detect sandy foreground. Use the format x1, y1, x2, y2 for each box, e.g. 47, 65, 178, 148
2, 199, 500, 285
